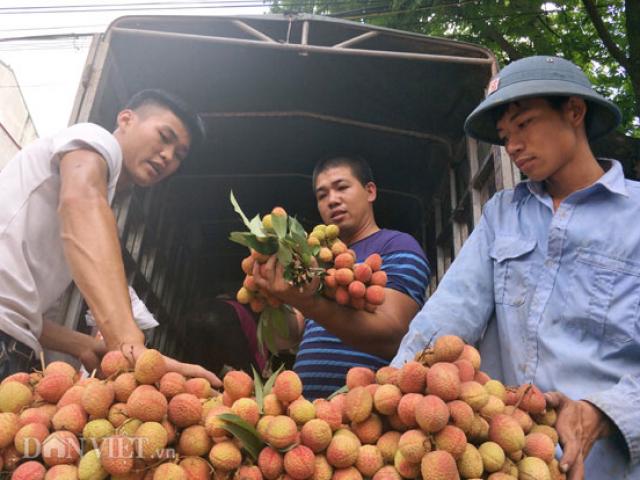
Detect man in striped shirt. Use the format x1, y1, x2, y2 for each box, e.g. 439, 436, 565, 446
254, 156, 430, 399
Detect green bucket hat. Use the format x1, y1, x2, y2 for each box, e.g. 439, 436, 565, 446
464, 56, 622, 145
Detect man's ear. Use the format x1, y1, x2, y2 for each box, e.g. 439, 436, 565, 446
565, 96, 588, 128
116, 109, 135, 131
365, 181, 377, 203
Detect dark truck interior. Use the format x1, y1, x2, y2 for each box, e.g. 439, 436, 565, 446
73, 14, 496, 362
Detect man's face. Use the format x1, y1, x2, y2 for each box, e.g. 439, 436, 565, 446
314, 165, 376, 237
496, 97, 582, 182
118, 106, 191, 187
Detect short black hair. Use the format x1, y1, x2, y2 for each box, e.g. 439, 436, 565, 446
491, 96, 592, 135
125, 89, 206, 153
312, 155, 374, 190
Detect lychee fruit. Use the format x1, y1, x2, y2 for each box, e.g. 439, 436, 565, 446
427, 362, 461, 401
114, 372, 138, 403
396, 362, 426, 394
10, 460, 46, 480
42, 431, 81, 466
159, 372, 186, 399
516, 384, 546, 414
100, 435, 135, 476
447, 400, 474, 434
456, 443, 483, 479
82, 381, 115, 418
82, 419, 115, 448
376, 431, 401, 463
168, 393, 202, 428
433, 335, 465, 363
52, 403, 87, 434
284, 445, 315, 480
393, 450, 420, 479
14, 422, 49, 456
313, 399, 342, 431
204, 405, 232, 438
373, 384, 402, 416
518, 456, 551, 480
484, 380, 507, 402
396, 393, 421, 427
101, 350, 132, 377
0, 412, 20, 448
356, 444, 384, 477
351, 413, 383, 444
372, 466, 401, 480
301, 418, 332, 453
36, 374, 74, 404
134, 349, 166, 385
420, 450, 459, 480
178, 424, 212, 457
344, 386, 373, 423
264, 414, 298, 449
364, 286, 385, 306
126, 385, 168, 422
223, 370, 253, 400
434, 425, 467, 460
459, 381, 490, 411
44, 361, 77, 380
523, 432, 555, 462
0, 381, 33, 413
488, 414, 525, 453
353, 264, 372, 284
209, 440, 242, 471
313, 454, 334, 480
478, 441, 506, 473
415, 395, 449, 433
184, 377, 212, 399
77, 448, 107, 480
364, 254, 382, 271
153, 463, 189, 479
180, 456, 211, 480
135, 421, 168, 459
263, 393, 284, 416
398, 429, 430, 463
43, 464, 79, 480
258, 446, 284, 480
326, 433, 360, 468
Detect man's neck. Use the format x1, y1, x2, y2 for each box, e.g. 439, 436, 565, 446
544, 146, 604, 206
342, 219, 380, 246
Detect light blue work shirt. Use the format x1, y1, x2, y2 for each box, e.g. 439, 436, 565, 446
393, 160, 640, 479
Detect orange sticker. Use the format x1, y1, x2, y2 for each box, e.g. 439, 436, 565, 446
487, 77, 500, 95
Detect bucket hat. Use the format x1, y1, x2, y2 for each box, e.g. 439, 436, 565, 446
464, 56, 621, 145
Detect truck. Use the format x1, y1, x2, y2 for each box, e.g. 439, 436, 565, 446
54, 13, 520, 367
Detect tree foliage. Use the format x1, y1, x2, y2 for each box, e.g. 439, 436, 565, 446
271, 0, 639, 170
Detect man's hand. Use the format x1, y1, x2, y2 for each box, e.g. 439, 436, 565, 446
252, 255, 320, 310
121, 343, 222, 389
77, 337, 108, 374
545, 392, 614, 480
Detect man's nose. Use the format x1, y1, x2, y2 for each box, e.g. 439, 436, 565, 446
505, 134, 524, 157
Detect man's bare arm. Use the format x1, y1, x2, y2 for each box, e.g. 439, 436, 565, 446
58, 149, 144, 350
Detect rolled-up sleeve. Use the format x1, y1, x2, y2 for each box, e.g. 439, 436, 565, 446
585, 373, 640, 466
391, 198, 499, 366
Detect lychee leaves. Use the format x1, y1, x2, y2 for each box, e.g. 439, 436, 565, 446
217, 413, 265, 460
252, 364, 284, 413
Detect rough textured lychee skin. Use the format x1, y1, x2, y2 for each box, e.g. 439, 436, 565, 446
42, 431, 81, 466
313, 399, 342, 431
134, 349, 166, 385
373, 384, 401, 416
457, 344, 481, 371
351, 413, 383, 445
100, 435, 135, 476
326, 433, 360, 468
353, 263, 373, 284
478, 441, 506, 473
107, 403, 128, 428
516, 384, 547, 414
393, 450, 420, 479
153, 463, 189, 480
504, 406, 534, 434
530, 424, 559, 445
264, 415, 298, 449
284, 445, 316, 480
19, 407, 52, 429
376, 431, 401, 464
480, 395, 506, 419
258, 446, 284, 480
82, 419, 115, 448
375, 366, 398, 386
273, 371, 303, 404
262, 393, 283, 416
523, 432, 555, 462
1, 372, 30, 386
459, 381, 490, 411
223, 371, 254, 401
288, 398, 316, 425
236, 465, 264, 480
185, 378, 213, 399
427, 363, 461, 401
209, 440, 242, 471
332, 466, 363, 480
433, 335, 465, 363
101, 350, 132, 377
204, 405, 232, 438
77, 448, 107, 480
52, 403, 87, 435
330, 394, 348, 424
231, 397, 261, 426
434, 425, 467, 460
0, 381, 33, 413
346, 367, 375, 389
467, 414, 489, 444
364, 285, 385, 306
44, 361, 77, 380
446, 399, 474, 434
489, 414, 526, 453
372, 466, 402, 480
159, 372, 186, 399
178, 424, 212, 457
395, 393, 420, 428
301, 419, 332, 453
168, 393, 202, 428
518, 456, 551, 480
55, 385, 84, 409
11, 460, 46, 480
126, 385, 168, 422
134, 421, 168, 459
415, 395, 449, 433
452, 359, 475, 383
313, 454, 333, 480
113, 372, 138, 403
396, 429, 428, 464
365, 253, 383, 271
0, 412, 20, 448
396, 362, 427, 394
117, 417, 142, 437
82, 381, 116, 418
14, 422, 49, 456
37, 373, 74, 404
421, 450, 460, 480
456, 443, 483, 479
353, 444, 382, 477
344, 386, 373, 423
44, 464, 79, 480
179, 456, 211, 480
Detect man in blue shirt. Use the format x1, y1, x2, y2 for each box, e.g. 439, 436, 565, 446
393, 56, 638, 479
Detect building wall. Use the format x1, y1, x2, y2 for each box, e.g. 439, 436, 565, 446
0, 61, 38, 169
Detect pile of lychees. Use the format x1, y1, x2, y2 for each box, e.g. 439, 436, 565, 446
0, 335, 564, 480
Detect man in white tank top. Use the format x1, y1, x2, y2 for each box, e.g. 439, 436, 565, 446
0, 89, 220, 387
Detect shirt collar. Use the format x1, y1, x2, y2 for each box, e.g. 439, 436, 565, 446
512, 159, 628, 203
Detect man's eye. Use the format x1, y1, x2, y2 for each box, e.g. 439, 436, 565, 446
159, 131, 168, 142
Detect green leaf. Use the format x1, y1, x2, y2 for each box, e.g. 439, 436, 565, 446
270, 307, 289, 339
230, 190, 252, 230
249, 214, 268, 237
256, 316, 266, 357
263, 319, 279, 356
229, 232, 278, 255
327, 385, 348, 400
276, 242, 293, 266
217, 413, 265, 460
271, 213, 288, 238
252, 366, 265, 413
263, 363, 285, 395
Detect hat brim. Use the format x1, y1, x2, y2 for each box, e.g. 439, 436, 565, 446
464, 78, 622, 145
